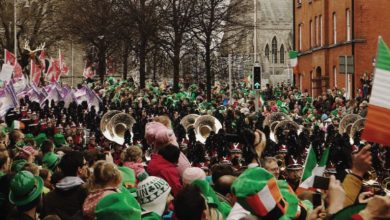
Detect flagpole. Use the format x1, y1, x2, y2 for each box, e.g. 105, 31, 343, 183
14, 0, 17, 60
71, 41, 74, 88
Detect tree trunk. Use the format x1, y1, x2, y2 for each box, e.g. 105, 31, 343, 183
98, 45, 106, 84
205, 43, 212, 101
122, 47, 129, 80
173, 44, 181, 92
139, 40, 147, 89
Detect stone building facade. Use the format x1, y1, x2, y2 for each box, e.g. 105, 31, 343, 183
222, 0, 293, 82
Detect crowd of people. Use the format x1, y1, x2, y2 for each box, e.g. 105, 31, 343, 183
0, 77, 389, 220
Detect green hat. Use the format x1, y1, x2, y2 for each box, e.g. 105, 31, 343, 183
330, 204, 366, 220
24, 133, 34, 140
118, 167, 136, 190
53, 133, 67, 147
42, 152, 60, 171
95, 189, 141, 220
192, 179, 231, 218
35, 133, 47, 147
9, 171, 44, 206
231, 167, 286, 219
11, 159, 27, 172
277, 180, 300, 219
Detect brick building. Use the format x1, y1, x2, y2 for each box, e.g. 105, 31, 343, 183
293, 0, 390, 98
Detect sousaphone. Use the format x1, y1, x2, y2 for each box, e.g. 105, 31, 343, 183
100, 110, 121, 142
274, 120, 300, 144
263, 112, 291, 128
194, 115, 222, 143
350, 118, 365, 139
180, 114, 200, 132
108, 113, 136, 145
338, 114, 362, 135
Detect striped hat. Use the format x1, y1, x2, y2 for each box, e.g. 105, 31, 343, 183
231, 167, 287, 219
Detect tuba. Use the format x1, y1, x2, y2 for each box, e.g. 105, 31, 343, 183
193, 115, 222, 143
263, 112, 291, 128
100, 110, 121, 142
100, 111, 135, 145
338, 114, 362, 135
273, 120, 300, 144
350, 118, 365, 139
382, 177, 390, 195
180, 114, 200, 132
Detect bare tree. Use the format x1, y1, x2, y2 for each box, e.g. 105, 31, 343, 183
159, 0, 198, 92
0, 0, 62, 67
116, 0, 162, 88
57, 0, 120, 83
192, 0, 249, 101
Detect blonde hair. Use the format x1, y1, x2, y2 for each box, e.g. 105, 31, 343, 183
121, 146, 143, 162
91, 161, 122, 189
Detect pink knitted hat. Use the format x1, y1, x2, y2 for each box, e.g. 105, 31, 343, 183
182, 167, 206, 185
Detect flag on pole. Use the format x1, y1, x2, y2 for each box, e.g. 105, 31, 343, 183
297, 145, 330, 192
30, 59, 42, 86
59, 49, 69, 75
289, 51, 299, 73
362, 37, 390, 147
83, 60, 96, 79
4, 49, 23, 79
46, 58, 61, 82
0, 82, 18, 117
39, 51, 46, 73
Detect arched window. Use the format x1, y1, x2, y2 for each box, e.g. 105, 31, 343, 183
265, 44, 270, 60
272, 37, 278, 63
280, 44, 285, 64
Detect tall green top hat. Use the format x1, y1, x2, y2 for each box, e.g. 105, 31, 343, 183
231, 167, 286, 219
42, 152, 60, 171
118, 166, 136, 193
95, 189, 141, 220
9, 171, 44, 206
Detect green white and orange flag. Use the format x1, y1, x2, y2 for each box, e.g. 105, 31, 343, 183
298, 145, 330, 192
289, 50, 298, 73
362, 37, 390, 147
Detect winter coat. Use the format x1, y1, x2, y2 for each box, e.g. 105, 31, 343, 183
41, 177, 87, 220
147, 154, 182, 196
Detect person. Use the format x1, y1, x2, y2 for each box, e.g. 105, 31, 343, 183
41, 151, 88, 220
0, 148, 12, 219
137, 175, 173, 219
121, 145, 146, 178
285, 156, 303, 191
7, 171, 44, 220
83, 160, 122, 220
261, 157, 280, 179
147, 143, 182, 196
182, 167, 206, 185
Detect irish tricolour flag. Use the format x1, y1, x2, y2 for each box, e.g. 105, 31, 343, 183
362, 37, 390, 147
289, 50, 298, 73
297, 145, 329, 193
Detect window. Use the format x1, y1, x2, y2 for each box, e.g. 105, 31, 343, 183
272, 37, 278, 63
320, 15, 323, 46
280, 45, 285, 64
315, 16, 319, 46
299, 24, 303, 51
334, 66, 337, 87
310, 20, 313, 48
265, 44, 270, 60
346, 9, 351, 41
333, 12, 337, 44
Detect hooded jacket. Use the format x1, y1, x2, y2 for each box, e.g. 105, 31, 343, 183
147, 154, 182, 196
42, 176, 87, 220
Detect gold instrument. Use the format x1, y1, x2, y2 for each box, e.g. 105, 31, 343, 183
263, 112, 291, 128
180, 114, 200, 132
274, 120, 300, 144
382, 177, 390, 195
100, 110, 135, 145
350, 118, 365, 139
338, 114, 362, 135
193, 115, 222, 144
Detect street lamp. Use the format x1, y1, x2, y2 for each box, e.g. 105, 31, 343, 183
14, 0, 30, 59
